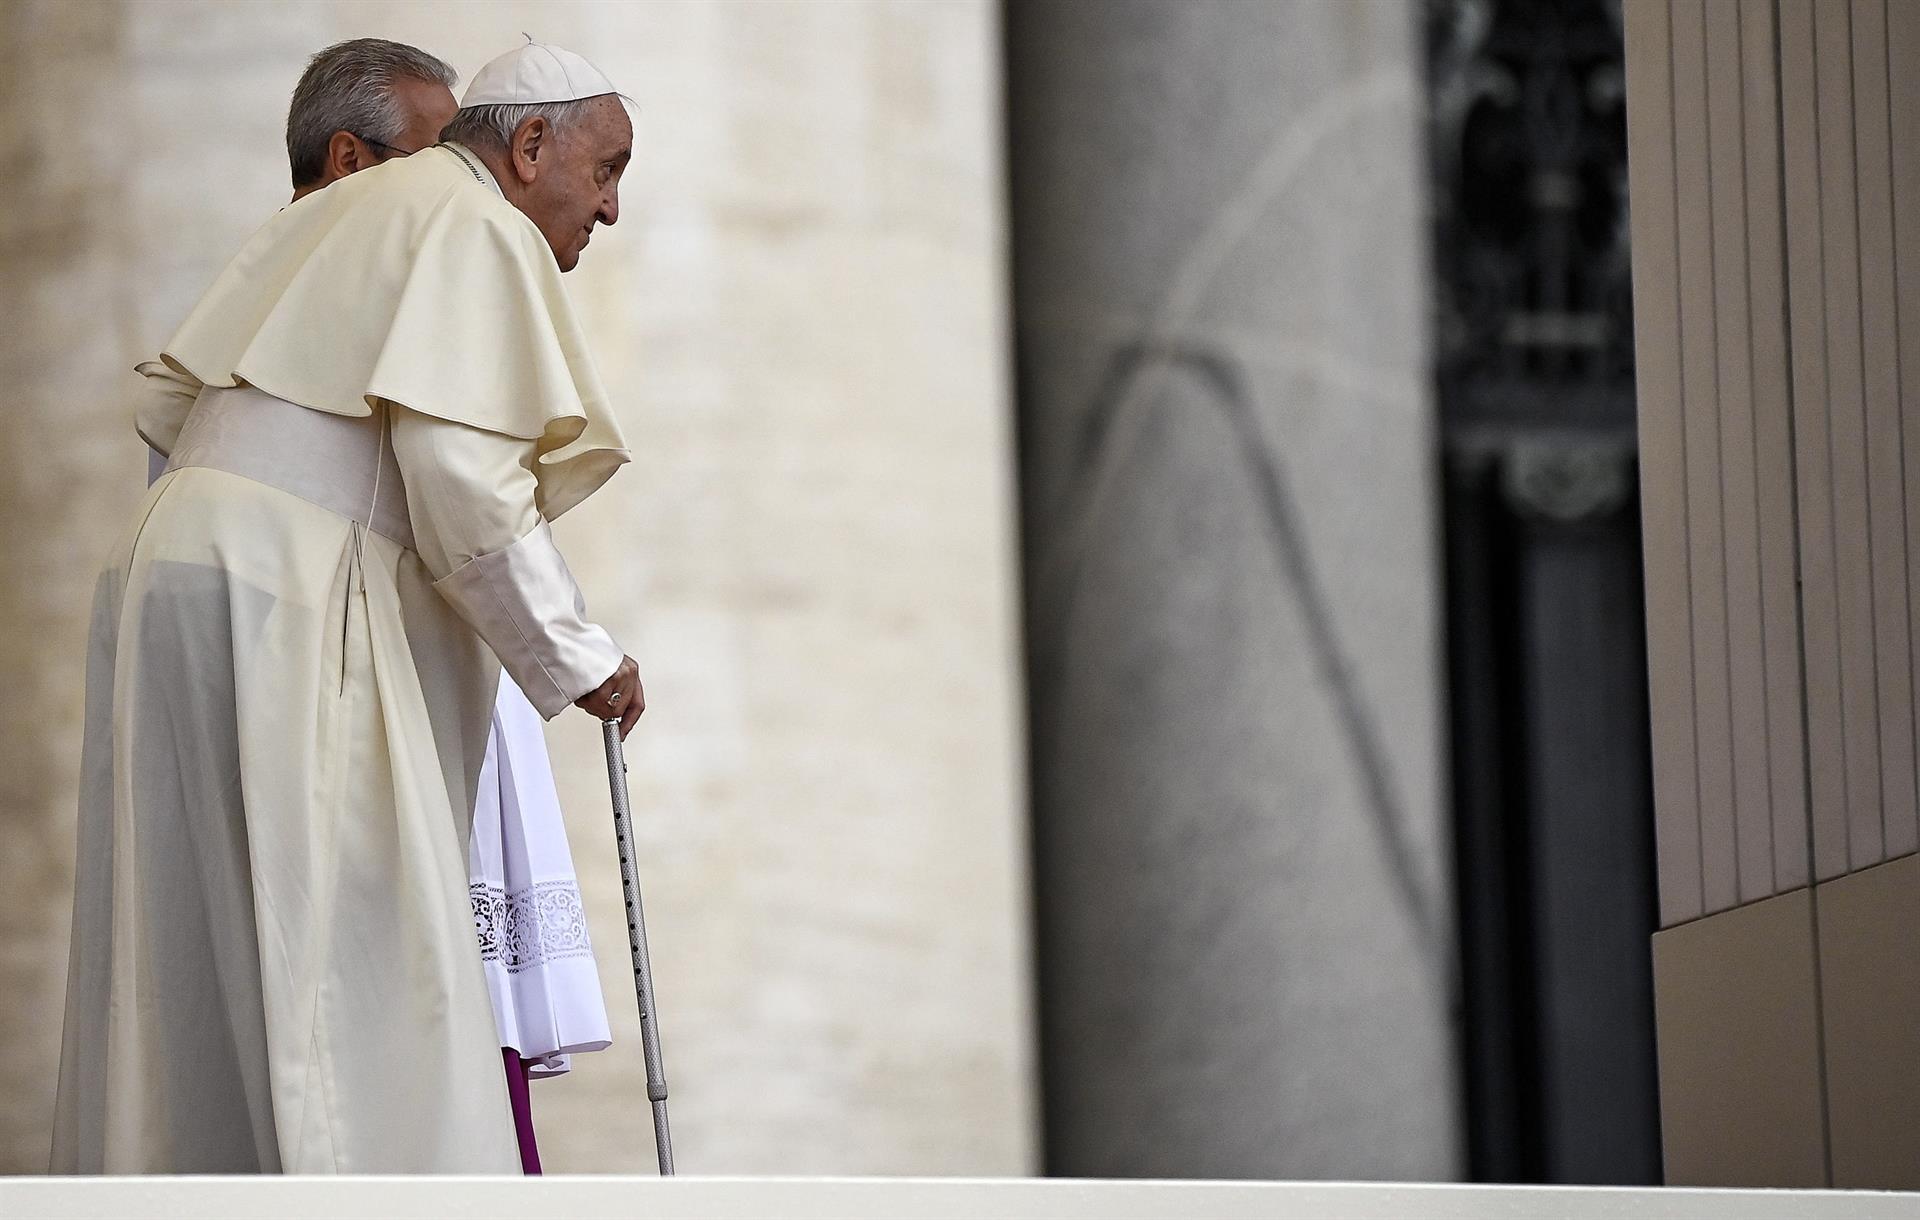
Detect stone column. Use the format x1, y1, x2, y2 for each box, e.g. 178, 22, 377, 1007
1003, 0, 1460, 1179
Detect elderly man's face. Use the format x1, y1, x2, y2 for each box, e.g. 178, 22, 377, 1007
512, 96, 632, 272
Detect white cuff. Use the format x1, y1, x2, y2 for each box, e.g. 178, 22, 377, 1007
434, 519, 623, 719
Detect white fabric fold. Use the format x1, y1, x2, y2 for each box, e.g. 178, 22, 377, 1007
134, 359, 201, 459
142, 418, 612, 1076
469, 677, 613, 1075
433, 520, 621, 719
166, 385, 415, 550
55, 467, 521, 1172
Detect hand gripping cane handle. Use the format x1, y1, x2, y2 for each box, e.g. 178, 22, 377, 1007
602, 718, 675, 1175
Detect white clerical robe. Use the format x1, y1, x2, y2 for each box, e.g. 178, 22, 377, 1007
144, 443, 614, 1076
52, 144, 629, 1174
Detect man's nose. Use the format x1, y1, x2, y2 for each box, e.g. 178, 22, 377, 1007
598, 189, 620, 228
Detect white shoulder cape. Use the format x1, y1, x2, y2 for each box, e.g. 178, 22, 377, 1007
148, 146, 628, 520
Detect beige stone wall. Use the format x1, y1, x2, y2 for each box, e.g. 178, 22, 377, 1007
0, 0, 1034, 1175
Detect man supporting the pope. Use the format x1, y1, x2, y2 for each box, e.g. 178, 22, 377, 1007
52, 41, 642, 1174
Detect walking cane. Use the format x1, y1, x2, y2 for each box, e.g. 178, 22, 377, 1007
601, 718, 675, 1175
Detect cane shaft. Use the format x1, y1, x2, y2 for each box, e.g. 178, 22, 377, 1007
602, 720, 675, 1176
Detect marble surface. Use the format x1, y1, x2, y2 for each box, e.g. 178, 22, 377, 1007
7, 1177, 1916, 1220
0, 0, 1033, 1175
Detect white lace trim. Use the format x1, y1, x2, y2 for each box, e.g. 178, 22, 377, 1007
471, 880, 594, 974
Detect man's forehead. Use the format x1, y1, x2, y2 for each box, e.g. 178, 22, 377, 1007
588, 95, 632, 130
581, 96, 634, 155
393, 75, 457, 118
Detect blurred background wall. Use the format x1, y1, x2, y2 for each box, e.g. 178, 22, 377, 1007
0, 0, 1034, 1175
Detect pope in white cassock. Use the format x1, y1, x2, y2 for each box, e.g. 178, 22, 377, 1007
52, 41, 644, 1174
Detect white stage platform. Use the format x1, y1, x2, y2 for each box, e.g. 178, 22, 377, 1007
4, 1177, 1916, 1219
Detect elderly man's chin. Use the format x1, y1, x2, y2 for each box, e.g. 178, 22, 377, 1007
556, 237, 588, 273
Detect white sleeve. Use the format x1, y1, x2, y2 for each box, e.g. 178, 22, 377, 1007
390, 404, 623, 718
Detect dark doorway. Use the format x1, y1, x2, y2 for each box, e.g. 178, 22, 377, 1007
1426, 0, 1663, 1184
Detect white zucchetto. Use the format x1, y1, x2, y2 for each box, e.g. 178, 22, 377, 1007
461, 37, 617, 107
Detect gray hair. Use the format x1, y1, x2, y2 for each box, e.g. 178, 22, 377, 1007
286, 38, 458, 188
438, 96, 606, 153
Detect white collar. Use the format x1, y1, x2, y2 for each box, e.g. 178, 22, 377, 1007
440, 142, 504, 198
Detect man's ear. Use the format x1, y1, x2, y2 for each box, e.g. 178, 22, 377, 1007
324, 130, 369, 183
509, 116, 548, 185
